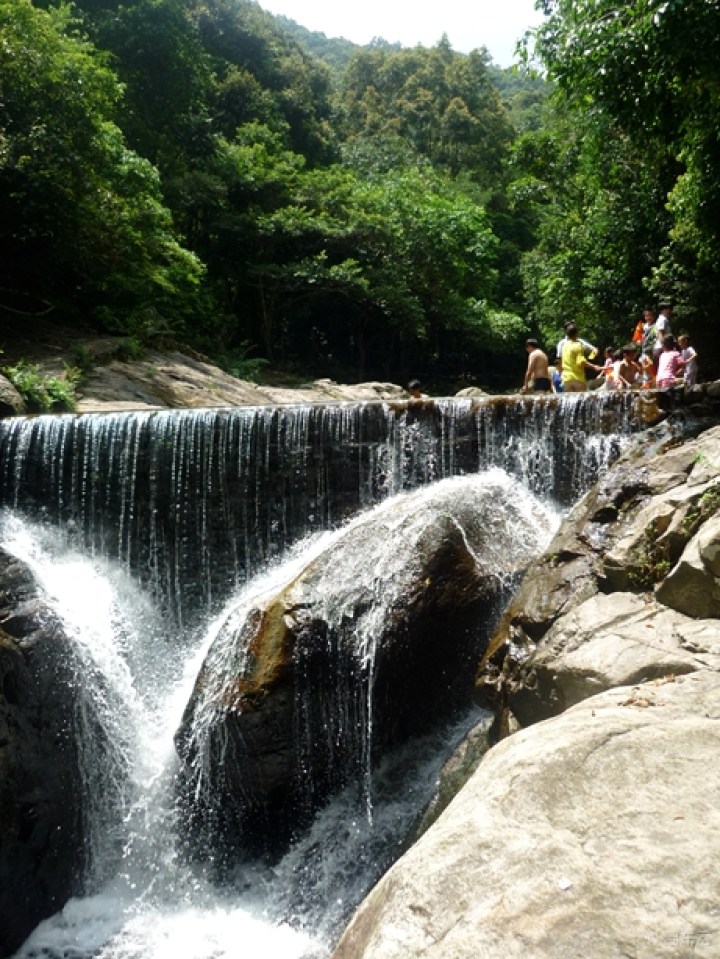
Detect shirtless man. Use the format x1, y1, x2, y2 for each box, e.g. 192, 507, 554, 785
522, 339, 552, 392
615, 344, 642, 388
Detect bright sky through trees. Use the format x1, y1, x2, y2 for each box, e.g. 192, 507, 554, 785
258, 0, 545, 67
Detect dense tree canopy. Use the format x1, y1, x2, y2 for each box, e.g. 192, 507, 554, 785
530, 0, 720, 363
0, 0, 204, 334
2, 0, 719, 386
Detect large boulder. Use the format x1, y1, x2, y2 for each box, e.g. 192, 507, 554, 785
480, 423, 720, 724
334, 671, 720, 959
175, 473, 556, 862
333, 420, 720, 959
656, 513, 720, 617
76, 350, 409, 412
510, 591, 720, 724
0, 549, 85, 959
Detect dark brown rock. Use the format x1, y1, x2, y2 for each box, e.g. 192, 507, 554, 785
175, 475, 552, 862
0, 550, 85, 959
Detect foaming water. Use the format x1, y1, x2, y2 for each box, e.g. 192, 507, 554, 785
2, 470, 559, 959
2, 513, 322, 959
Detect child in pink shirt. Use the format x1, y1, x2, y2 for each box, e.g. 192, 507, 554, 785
656, 335, 685, 388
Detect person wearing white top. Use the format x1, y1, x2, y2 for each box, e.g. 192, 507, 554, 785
678, 334, 698, 387
655, 303, 673, 338
555, 323, 597, 364
652, 303, 672, 365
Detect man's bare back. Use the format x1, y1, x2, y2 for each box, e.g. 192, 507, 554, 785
523, 344, 551, 392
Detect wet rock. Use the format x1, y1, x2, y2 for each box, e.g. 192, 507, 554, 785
413, 715, 494, 838
334, 671, 720, 959
0, 550, 85, 959
175, 475, 553, 862
454, 386, 488, 397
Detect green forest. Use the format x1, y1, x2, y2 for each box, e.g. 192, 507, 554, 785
1, 0, 719, 391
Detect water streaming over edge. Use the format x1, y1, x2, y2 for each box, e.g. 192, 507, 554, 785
0, 395, 637, 958
0, 394, 635, 625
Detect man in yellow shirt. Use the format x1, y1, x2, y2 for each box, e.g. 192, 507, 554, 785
559, 324, 599, 392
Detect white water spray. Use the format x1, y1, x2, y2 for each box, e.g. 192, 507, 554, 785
2, 469, 560, 959
2, 513, 319, 959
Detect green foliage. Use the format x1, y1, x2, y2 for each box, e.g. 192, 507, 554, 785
188, 0, 335, 164
517, 110, 673, 347
216, 341, 269, 382
116, 336, 147, 361
234, 159, 503, 377
4, 359, 78, 412
83, 0, 215, 169
338, 41, 513, 187
627, 482, 720, 590
274, 14, 361, 77
6, 0, 719, 387
531, 0, 720, 369
0, 0, 205, 336
70, 344, 96, 381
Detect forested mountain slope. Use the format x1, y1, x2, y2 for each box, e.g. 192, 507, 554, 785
2, 0, 718, 391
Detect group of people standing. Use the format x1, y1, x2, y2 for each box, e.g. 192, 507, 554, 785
522, 303, 699, 394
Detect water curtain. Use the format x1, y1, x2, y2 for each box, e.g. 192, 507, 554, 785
0, 394, 635, 626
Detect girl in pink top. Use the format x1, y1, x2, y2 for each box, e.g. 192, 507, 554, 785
656, 335, 685, 388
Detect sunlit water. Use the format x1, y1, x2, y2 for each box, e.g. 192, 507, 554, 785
1, 471, 560, 959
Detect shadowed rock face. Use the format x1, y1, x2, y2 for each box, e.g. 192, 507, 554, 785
175, 474, 555, 863
0, 550, 85, 959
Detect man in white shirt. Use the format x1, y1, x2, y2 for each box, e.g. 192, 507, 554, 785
656, 303, 673, 338
678, 335, 698, 386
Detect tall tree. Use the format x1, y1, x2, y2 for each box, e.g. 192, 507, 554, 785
0, 0, 203, 332
534, 0, 720, 363
338, 40, 513, 188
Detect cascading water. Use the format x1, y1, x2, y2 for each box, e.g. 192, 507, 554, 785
1, 514, 322, 959
174, 471, 562, 868
0, 395, 638, 958
0, 394, 635, 624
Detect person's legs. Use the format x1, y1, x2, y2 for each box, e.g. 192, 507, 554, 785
563, 379, 587, 393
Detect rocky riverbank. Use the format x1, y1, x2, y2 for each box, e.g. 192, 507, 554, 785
0, 322, 408, 415
334, 422, 720, 959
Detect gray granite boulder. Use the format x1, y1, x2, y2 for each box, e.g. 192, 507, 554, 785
334, 671, 720, 959
0, 374, 24, 417
479, 424, 720, 725
656, 513, 720, 617
510, 591, 720, 724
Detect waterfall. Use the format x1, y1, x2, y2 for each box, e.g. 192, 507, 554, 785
0, 394, 637, 958
1, 513, 321, 959
0, 394, 635, 625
